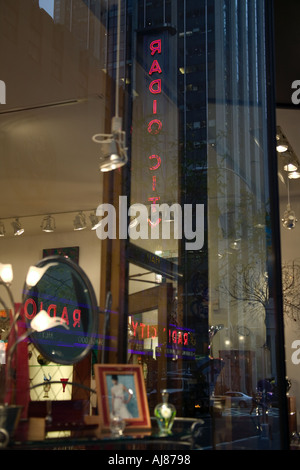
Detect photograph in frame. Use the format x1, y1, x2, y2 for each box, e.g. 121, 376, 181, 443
94, 364, 151, 432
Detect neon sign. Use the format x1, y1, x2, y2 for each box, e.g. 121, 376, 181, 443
130, 319, 189, 346
147, 38, 163, 226
24, 297, 82, 329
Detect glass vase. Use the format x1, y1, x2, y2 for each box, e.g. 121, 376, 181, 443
154, 390, 176, 435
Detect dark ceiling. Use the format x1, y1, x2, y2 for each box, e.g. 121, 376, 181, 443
274, 0, 300, 106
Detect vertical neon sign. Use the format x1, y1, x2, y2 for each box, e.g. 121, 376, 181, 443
147, 39, 162, 227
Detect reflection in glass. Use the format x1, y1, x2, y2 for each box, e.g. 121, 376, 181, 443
127, 0, 285, 450
23, 256, 98, 365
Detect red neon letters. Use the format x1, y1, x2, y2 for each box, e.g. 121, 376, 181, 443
149, 59, 162, 75
149, 78, 161, 94
147, 119, 162, 135
150, 39, 161, 55
147, 38, 163, 224
131, 319, 189, 346
149, 154, 161, 170
24, 297, 81, 328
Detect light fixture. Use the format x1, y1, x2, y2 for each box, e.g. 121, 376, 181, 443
93, 118, 128, 172
11, 218, 24, 236
25, 263, 58, 287
0, 262, 69, 450
41, 215, 55, 233
0, 264, 13, 285
5, 307, 69, 429
89, 211, 101, 230
277, 143, 288, 153
282, 152, 298, 172
2, 264, 69, 399
284, 163, 298, 172
276, 128, 288, 153
92, 0, 128, 173
282, 177, 297, 230
276, 127, 300, 172
0, 222, 5, 237
73, 211, 86, 231
288, 171, 300, 180
30, 309, 69, 332
276, 126, 289, 153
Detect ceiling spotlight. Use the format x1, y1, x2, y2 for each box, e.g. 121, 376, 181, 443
11, 218, 24, 236
92, 117, 128, 173
89, 212, 101, 230
41, 215, 55, 233
281, 151, 298, 172
276, 126, 300, 172
0, 222, 5, 237
276, 138, 288, 153
288, 171, 300, 179
276, 126, 289, 152
92, 0, 127, 173
283, 160, 298, 172
73, 211, 86, 231
277, 143, 288, 153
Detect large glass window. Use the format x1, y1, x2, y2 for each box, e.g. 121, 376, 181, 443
127, 0, 288, 449
0, 0, 289, 450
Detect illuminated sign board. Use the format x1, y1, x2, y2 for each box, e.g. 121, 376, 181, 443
131, 319, 189, 346
131, 30, 178, 235
147, 38, 162, 227
129, 29, 195, 360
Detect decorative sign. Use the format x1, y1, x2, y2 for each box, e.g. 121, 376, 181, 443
147, 38, 163, 227
131, 29, 178, 234
131, 319, 189, 346
23, 256, 98, 365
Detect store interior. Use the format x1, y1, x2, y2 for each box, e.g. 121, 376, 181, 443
274, 0, 300, 432
0, 0, 300, 442
0, 2, 106, 403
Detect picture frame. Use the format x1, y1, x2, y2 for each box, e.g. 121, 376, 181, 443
43, 246, 79, 264
94, 364, 151, 432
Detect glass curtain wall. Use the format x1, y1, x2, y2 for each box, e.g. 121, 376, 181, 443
127, 0, 288, 449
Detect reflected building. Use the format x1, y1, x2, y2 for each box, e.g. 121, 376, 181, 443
126, 0, 284, 443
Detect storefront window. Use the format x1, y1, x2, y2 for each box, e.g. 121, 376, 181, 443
0, 0, 289, 450
127, 0, 288, 449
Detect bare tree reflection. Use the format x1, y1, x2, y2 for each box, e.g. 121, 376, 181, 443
282, 261, 300, 325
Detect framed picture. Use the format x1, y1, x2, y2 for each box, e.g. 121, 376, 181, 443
94, 364, 151, 432
43, 246, 79, 264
